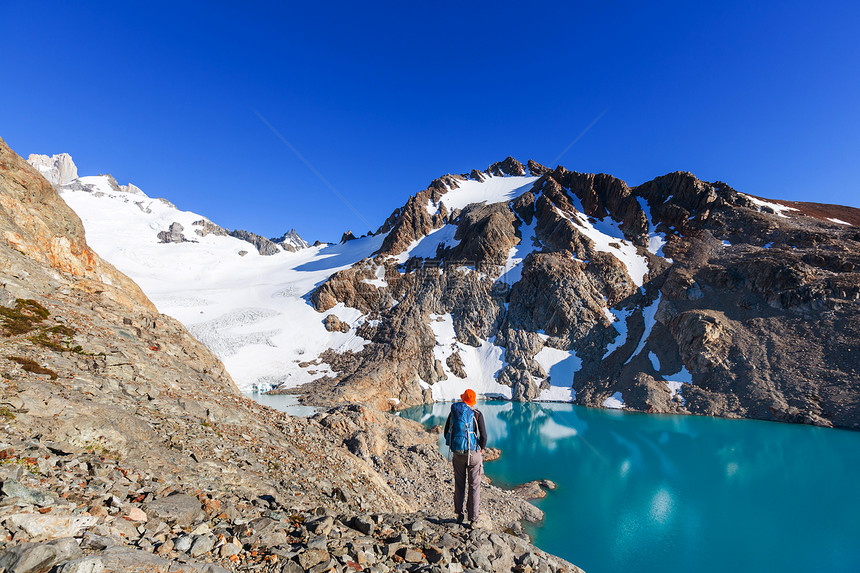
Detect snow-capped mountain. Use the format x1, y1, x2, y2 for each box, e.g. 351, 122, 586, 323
27, 154, 323, 390
273, 229, 312, 252
36, 153, 860, 429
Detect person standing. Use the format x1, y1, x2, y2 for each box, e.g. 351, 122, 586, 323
444, 389, 487, 527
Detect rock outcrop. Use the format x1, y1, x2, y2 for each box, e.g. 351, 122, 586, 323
193, 218, 229, 237
26, 153, 78, 186
227, 229, 281, 256
158, 221, 191, 243
3, 139, 155, 314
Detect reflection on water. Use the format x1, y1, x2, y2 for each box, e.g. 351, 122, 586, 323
245, 392, 320, 417
403, 401, 860, 573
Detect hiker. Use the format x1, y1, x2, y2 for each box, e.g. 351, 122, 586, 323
444, 389, 487, 526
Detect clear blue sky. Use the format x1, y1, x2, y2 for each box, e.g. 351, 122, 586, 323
2, 1, 858, 242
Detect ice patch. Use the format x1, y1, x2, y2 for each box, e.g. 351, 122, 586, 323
648, 351, 660, 371
361, 265, 388, 288
603, 392, 625, 409
555, 201, 649, 287
666, 381, 684, 401
498, 218, 537, 286
721, 240, 731, 247
625, 294, 663, 364
401, 224, 460, 260
664, 366, 691, 405
438, 175, 538, 212
827, 218, 851, 226
604, 307, 633, 358
666, 365, 692, 384
534, 345, 580, 402
739, 193, 798, 218
636, 197, 669, 257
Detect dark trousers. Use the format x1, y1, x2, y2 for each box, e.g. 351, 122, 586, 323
452, 450, 482, 521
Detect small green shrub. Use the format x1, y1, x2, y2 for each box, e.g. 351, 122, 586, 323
0, 299, 50, 336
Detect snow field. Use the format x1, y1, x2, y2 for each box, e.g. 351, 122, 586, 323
427, 313, 511, 401
60, 177, 385, 392
427, 175, 539, 214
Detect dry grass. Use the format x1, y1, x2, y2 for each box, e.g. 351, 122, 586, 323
6, 356, 58, 380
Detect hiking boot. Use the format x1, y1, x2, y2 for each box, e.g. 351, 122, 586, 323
455, 513, 465, 525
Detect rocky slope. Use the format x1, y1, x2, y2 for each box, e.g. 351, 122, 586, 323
2, 138, 581, 571
304, 158, 860, 429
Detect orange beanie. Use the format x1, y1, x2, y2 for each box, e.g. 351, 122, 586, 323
461, 389, 477, 407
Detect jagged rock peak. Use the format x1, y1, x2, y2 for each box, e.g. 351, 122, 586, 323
487, 156, 526, 177
373, 159, 536, 257
527, 159, 550, 176
341, 230, 357, 243
27, 153, 78, 186
271, 228, 311, 252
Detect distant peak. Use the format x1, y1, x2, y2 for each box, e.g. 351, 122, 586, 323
271, 228, 311, 252
27, 153, 78, 186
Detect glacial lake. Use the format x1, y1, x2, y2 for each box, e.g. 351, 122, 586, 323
401, 401, 860, 573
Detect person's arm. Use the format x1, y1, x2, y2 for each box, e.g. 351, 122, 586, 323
444, 412, 451, 436
475, 410, 487, 450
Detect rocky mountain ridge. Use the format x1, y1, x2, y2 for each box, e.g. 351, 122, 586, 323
38, 148, 860, 430
304, 157, 860, 429
2, 138, 581, 571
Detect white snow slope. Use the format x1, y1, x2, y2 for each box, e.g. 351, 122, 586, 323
55, 164, 669, 403
58, 175, 380, 392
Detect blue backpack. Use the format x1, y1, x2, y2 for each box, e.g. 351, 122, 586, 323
446, 402, 478, 452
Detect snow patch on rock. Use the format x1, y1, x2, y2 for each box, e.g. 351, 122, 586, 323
427, 313, 510, 401
603, 392, 625, 409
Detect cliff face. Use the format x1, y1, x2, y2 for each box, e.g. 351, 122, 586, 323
2, 140, 155, 313
306, 158, 860, 429
26, 152, 78, 186
0, 139, 577, 571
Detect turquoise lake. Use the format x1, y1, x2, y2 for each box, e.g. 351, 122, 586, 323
401, 401, 860, 573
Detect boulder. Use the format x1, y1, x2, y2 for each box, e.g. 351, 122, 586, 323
144, 494, 204, 527
0, 537, 81, 573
